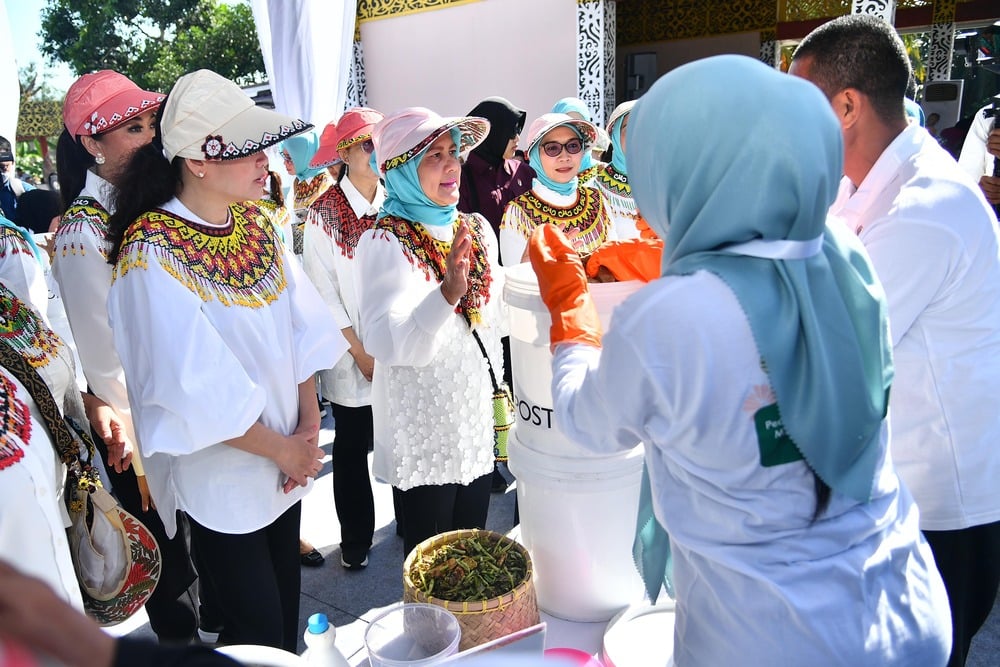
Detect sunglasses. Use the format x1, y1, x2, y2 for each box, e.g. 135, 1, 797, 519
541, 139, 584, 158
361, 138, 375, 154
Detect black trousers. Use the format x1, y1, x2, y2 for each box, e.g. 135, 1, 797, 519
331, 403, 375, 562
93, 430, 197, 642
923, 520, 1000, 667
188, 503, 302, 653
398, 471, 492, 556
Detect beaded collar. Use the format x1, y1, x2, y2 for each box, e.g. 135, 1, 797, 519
0, 283, 63, 370
293, 171, 333, 210
312, 184, 377, 259
596, 164, 631, 197
510, 187, 611, 255
115, 202, 287, 308
0, 371, 32, 471
373, 212, 493, 324
58, 196, 111, 259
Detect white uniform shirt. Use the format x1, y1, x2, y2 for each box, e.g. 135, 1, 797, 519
108, 198, 346, 536
356, 214, 503, 489
829, 124, 1000, 531
957, 103, 996, 181
551, 271, 950, 666
302, 176, 385, 407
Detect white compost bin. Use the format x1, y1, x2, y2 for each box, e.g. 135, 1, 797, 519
503, 262, 645, 622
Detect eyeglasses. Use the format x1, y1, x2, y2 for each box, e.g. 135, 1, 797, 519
540, 139, 584, 158
361, 139, 375, 154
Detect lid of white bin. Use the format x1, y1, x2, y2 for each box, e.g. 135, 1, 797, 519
503, 262, 545, 311
602, 601, 676, 667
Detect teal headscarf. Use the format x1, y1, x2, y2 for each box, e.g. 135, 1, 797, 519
551, 97, 595, 173
628, 54, 893, 504
609, 115, 628, 175
378, 128, 459, 227
528, 124, 584, 197
281, 131, 325, 181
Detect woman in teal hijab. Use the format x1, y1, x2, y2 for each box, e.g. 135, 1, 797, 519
280, 130, 333, 211
529, 55, 951, 665
550, 97, 603, 182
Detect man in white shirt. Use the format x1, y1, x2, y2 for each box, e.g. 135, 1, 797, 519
957, 99, 1000, 207
790, 15, 1000, 667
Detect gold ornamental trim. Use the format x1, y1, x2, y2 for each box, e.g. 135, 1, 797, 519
357, 0, 481, 24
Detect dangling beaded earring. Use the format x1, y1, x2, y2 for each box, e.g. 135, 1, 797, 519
95, 154, 106, 165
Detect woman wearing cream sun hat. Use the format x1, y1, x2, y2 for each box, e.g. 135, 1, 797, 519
355, 106, 504, 556
104, 69, 348, 652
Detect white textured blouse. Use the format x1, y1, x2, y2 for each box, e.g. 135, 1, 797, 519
355, 213, 504, 490
303, 176, 385, 407
108, 198, 346, 536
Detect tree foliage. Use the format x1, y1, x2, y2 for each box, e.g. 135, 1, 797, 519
39, 0, 266, 93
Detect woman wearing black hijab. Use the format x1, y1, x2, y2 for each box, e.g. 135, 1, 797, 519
458, 97, 536, 242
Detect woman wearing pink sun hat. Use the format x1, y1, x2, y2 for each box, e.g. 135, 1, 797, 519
51, 70, 210, 643
303, 106, 385, 570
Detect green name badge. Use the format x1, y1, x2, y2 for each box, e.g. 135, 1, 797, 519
754, 403, 803, 467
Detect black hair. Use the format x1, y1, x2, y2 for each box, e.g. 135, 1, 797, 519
14, 188, 62, 234
55, 128, 95, 211
792, 14, 910, 124
107, 101, 182, 264
267, 170, 285, 207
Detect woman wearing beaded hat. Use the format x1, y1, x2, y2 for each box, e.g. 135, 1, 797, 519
50, 70, 209, 642
591, 101, 647, 241
358, 107, 503, 556
105, 69, 346, 651
302, 106, 385, 570
499, 113, 614, 266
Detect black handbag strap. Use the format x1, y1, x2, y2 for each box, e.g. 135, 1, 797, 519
0, 340, 95, 480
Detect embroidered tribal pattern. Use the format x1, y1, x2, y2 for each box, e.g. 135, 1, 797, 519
374, 212, 492, 324
293, 171, 334, 210
115, 203, 287, 308
381, 122, 488, 173
310, 185, 377, 259
0, 283, 63, 369
0, 227, 36, 261
0, 372, 31, 470
596, 164, 630, 196
82, 95, 164, 135
578, 163, 602, 185
208, 119, 313, 161
57, 197, 111, 260
337, 132, 372, 152
505, 186, 611, 255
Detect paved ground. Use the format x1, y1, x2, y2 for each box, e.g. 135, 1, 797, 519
111, 412, 1000, 665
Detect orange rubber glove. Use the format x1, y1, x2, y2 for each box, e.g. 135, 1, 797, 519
585, 238, 664, 283
635, 216, 660, 241
528, 224, 602, 350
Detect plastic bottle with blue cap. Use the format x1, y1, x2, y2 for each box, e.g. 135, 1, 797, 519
302, 612, 350, 666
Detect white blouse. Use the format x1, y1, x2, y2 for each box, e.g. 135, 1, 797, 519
303, 176, 385, 407
107, 198, 346, 536
355, 214, 504, 489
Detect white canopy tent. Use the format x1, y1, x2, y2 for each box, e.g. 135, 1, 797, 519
250, 0, 357, 127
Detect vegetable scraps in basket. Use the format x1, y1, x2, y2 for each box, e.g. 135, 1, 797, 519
411, 533, 528, 601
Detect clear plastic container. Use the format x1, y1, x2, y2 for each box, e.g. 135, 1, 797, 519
364, 603, 461, 666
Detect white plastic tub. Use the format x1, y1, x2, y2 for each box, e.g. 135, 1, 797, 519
503, 262, 643, 456
507, 435, 645, 622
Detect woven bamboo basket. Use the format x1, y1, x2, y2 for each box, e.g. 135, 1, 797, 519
403, 529, 540, 651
